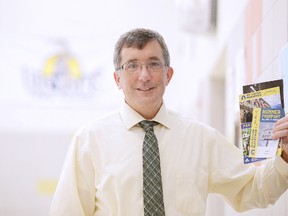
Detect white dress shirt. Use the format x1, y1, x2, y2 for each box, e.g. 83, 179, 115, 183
49, 102, 288, 216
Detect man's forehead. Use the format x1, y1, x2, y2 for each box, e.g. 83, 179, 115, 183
120, 41, 163, 62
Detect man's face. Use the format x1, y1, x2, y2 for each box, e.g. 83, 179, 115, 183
114, 40, 173, 111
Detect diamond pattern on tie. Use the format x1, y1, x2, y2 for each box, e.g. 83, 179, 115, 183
139, 120, 165, 216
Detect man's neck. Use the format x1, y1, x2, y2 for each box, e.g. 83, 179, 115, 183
125, 100, 163, 120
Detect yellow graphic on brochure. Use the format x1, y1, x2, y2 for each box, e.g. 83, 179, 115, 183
249, 108, 261, 157
239, 87, 280, 103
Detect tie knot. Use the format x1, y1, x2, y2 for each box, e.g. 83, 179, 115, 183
139, 120, 159, 132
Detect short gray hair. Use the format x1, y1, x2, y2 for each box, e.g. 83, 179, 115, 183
113, 28, 170, 70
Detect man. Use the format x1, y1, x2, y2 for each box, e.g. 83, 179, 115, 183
49, 28, 288, 216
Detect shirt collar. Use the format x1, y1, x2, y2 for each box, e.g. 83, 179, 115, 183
120, 101, 173, 130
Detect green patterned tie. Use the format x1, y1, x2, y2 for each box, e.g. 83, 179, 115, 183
139, 120, 165, 216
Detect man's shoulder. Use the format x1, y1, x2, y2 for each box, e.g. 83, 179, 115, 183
167, 109, 216, 132
77, 109, 122, 132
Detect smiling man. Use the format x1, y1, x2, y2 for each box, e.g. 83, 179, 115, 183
113, 39, 173, 119
49, 28, 288, 216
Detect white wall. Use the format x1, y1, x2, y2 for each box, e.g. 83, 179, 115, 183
0, 0, 202, 215
199, 0, 288, 215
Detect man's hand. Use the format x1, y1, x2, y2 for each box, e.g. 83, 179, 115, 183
272, 116, 288, 163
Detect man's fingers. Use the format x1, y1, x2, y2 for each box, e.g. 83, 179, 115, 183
272, 130, 288, 139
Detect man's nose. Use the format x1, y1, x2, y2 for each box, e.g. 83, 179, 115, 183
138, 65, 151, 81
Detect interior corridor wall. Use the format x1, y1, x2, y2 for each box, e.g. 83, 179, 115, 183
223, 0, 288, 215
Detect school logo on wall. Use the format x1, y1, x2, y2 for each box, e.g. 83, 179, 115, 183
22, 51, 101, 98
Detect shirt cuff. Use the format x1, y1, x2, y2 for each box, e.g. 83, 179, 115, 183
274, 156, 288, 179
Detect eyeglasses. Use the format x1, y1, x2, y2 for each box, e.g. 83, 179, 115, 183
117, 60, 166, 74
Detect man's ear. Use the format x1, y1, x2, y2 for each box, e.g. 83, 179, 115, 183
166, 67, 174, 86
113, 71, 122, 89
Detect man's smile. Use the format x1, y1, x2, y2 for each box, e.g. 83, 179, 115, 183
137, 87, 154, 91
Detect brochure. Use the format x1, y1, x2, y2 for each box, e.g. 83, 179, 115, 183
239, 79, 285, 164
249, 108, 284, 158
239, 86, 282, 124
243, 79, 284, 108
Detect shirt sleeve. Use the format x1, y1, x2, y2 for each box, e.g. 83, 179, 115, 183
209, 130, 288, 212
48, 129, 96, 216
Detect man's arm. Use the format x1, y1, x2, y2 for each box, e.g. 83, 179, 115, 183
49, 130, 96, 216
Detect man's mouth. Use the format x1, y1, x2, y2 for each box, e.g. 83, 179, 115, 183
137, 87, 154, 91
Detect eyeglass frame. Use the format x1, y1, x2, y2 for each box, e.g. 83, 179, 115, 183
116, 59, 168, 74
